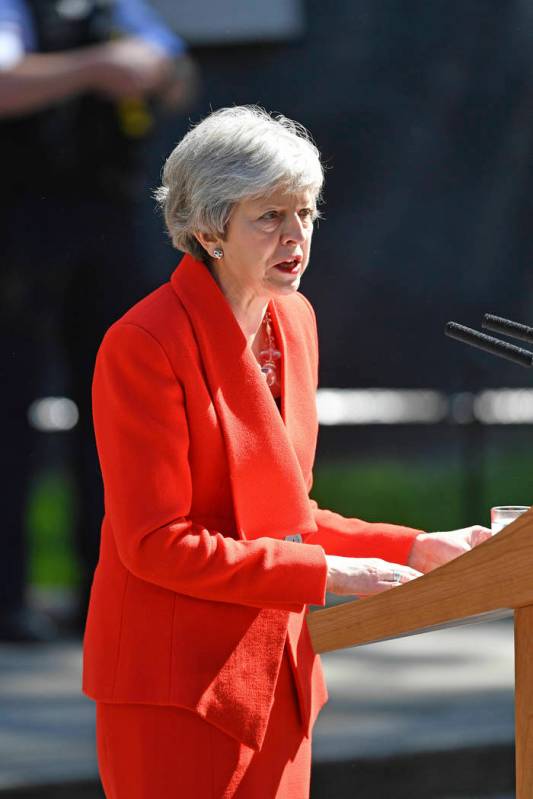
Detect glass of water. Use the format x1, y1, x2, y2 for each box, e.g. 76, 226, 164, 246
491, 505, 530, 534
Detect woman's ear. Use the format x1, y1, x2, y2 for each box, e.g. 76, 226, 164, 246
194, 231, 221, 254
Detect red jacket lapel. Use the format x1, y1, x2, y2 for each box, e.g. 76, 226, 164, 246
171, 255, 317, 541
269, 297, 320, 495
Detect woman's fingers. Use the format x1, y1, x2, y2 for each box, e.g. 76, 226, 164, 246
409, 525, 496, 572
469, 525, 493, 547
372, 564, 422, 593
388, 565, 423, 583
325, 555, 422, 597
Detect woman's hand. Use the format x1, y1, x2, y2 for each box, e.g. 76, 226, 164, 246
408, 526, 493, 573
325, 555, 422, 597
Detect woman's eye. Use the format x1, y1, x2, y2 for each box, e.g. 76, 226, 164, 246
261, 211, 278, 221
299, 208, 315, 220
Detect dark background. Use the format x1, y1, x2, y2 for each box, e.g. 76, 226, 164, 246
142, 1, 533, 394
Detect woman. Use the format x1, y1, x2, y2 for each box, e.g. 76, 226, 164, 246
83, 106, 490, 798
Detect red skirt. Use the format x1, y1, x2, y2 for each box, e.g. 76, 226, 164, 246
96, 650, 312, 798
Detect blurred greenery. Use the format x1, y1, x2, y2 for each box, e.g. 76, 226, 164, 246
311, 459, 464, 531
27, 452, 533, 586
311, 453, 533, 531
27, 470, 80, 587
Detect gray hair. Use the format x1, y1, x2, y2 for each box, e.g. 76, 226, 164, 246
154, 105, 324, 262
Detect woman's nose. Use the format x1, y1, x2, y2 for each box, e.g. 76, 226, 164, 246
280, 214, 306, 245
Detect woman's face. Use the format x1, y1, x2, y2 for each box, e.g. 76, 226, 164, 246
213, 186, 317, 300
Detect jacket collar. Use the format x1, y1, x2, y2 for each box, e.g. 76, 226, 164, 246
171, 254, 317, 540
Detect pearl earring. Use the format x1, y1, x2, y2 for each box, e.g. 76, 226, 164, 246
212, 248, 224, 259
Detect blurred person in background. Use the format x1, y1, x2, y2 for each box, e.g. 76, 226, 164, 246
0, 0, 198, 642
83, 106, 491, 798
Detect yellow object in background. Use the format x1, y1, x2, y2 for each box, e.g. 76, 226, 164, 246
117, 97, 154, 138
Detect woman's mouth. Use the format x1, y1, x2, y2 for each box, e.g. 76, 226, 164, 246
273, 259, 301, 274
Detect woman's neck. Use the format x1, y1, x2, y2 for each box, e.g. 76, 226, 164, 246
208, 260, 269, 347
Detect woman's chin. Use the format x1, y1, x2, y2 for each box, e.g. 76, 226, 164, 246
267, 274, 302, 296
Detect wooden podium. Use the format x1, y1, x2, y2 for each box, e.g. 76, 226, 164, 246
307, 508, 533, 798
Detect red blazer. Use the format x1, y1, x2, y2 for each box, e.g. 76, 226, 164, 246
82, 254, 420, 750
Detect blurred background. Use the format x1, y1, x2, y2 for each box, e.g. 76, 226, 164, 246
0, 0, 530, 796
5, 0, 532, 633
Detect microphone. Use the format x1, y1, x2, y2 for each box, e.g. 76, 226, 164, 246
445, 321, 533, 368
482, 314, 533, 345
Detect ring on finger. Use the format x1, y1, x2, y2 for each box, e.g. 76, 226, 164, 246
392, 570, 402, 583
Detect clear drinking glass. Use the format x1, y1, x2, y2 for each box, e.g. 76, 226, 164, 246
490, 505, 530, 534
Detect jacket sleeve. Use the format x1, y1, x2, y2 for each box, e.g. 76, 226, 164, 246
92, 322, 328, 613
113, 0, 186, 57
304, 501, 421, 565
